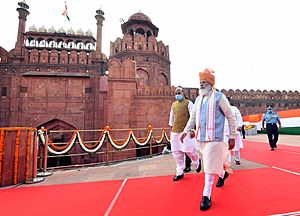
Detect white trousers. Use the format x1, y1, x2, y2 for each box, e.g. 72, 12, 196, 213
227, 150, 241, 163
203, 171, 226, 198
172, 149, 200, 176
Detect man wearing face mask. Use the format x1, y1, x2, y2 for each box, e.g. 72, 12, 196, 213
180, 68, 237, 211
169, 87, 201, 181
262, 105, 282, 150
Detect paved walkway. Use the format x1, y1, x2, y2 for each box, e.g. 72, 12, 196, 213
20, 134, 300, 187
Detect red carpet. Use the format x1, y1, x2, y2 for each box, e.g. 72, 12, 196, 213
1, 141, 300, 216
109, 169, 300, 216
0, 180, 123, 216
242, 140, 300, 173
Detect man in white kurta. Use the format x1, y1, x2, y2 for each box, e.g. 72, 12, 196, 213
180, 68, 237, 211
169, 87, 201, 181
224, 102, 244, 165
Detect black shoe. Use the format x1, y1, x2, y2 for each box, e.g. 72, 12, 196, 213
235, 160, 241, 165
271, 148, 275, 151
173, 174, 184, 181
196, 159, 202, 173
216, 172, 229, 187
200, 196, 211, 211
184, 167, 191, 173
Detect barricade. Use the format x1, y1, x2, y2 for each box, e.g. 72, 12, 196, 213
0, 127, 43, 187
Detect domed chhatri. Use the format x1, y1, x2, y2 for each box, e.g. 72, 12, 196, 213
28, 25, 37, 32
85, 29, 93, 36
38, 25, 47, 33
76, 29, 84, 35
48, 26, 56, 33
18, 0, 29, 9
67, 27, 75, 35
128, 12, 152, 23
57, 26, 66, 34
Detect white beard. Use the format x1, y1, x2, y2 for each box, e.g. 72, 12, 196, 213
199, 86, 212, 96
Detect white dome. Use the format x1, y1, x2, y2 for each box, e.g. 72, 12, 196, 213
67, 27, 75, 34
38, 26, 47, 33
57, 27, 66, 33
76, 28, 84, 35
48, 26, 56, 33
85, 29, 93, 36
28, 25, 37, 32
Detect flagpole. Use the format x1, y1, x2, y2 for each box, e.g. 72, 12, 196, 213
64, 16, 66, 30
64, 1, 66, 30
62, 1, 69, 31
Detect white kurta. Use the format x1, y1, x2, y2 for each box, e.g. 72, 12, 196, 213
184, 91, 237, 176
170, 132, 197, 152
199, 141, 228, 176
224, 106, 243, 151
169, 101, 198, 152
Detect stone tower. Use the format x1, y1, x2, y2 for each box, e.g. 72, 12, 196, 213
14, 0, 30, 61
95, 8, 105, 60
110, 12, 171, 87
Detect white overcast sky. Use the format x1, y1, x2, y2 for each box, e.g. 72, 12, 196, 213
1, 0, 300, 91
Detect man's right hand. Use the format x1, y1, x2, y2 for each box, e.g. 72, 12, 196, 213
190, 129, 195, 138
180, 132, 187, 143
228, 138, 235, 150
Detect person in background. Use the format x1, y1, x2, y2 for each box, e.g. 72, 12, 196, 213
169, 87, 201, 181
224, 97, 244, 165
184, 155, 192, 172
262, 105, 282, 150
180, 68, 237, 211
241, 125, 246, 139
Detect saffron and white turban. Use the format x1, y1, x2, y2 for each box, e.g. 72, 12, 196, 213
199, 68, 215, 86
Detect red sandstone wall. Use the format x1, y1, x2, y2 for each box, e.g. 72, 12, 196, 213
6, 74, 105, 130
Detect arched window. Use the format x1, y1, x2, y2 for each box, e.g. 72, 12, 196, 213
137, 68, 149, 85
158, 73, 168, 86
49, 41, 56, 48
138, 44, 142, 50
135, 28, 145, 36
67, 41, 75, 49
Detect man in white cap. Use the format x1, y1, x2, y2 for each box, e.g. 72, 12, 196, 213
180, 68, 237, 211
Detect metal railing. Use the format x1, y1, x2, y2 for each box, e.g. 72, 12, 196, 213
37, 125, 170, 171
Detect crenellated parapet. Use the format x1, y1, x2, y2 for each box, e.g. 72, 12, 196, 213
225, 89, 300, 115
110, 36, 169, 60
220, 89, 300, 102
183, 87, 300, 115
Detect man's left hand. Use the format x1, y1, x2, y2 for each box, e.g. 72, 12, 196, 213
228, 138, 235, 150
180, 132, 187, 143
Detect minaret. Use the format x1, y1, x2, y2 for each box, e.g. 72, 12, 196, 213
95, 8, 105, 60
14, 0, 30, 59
